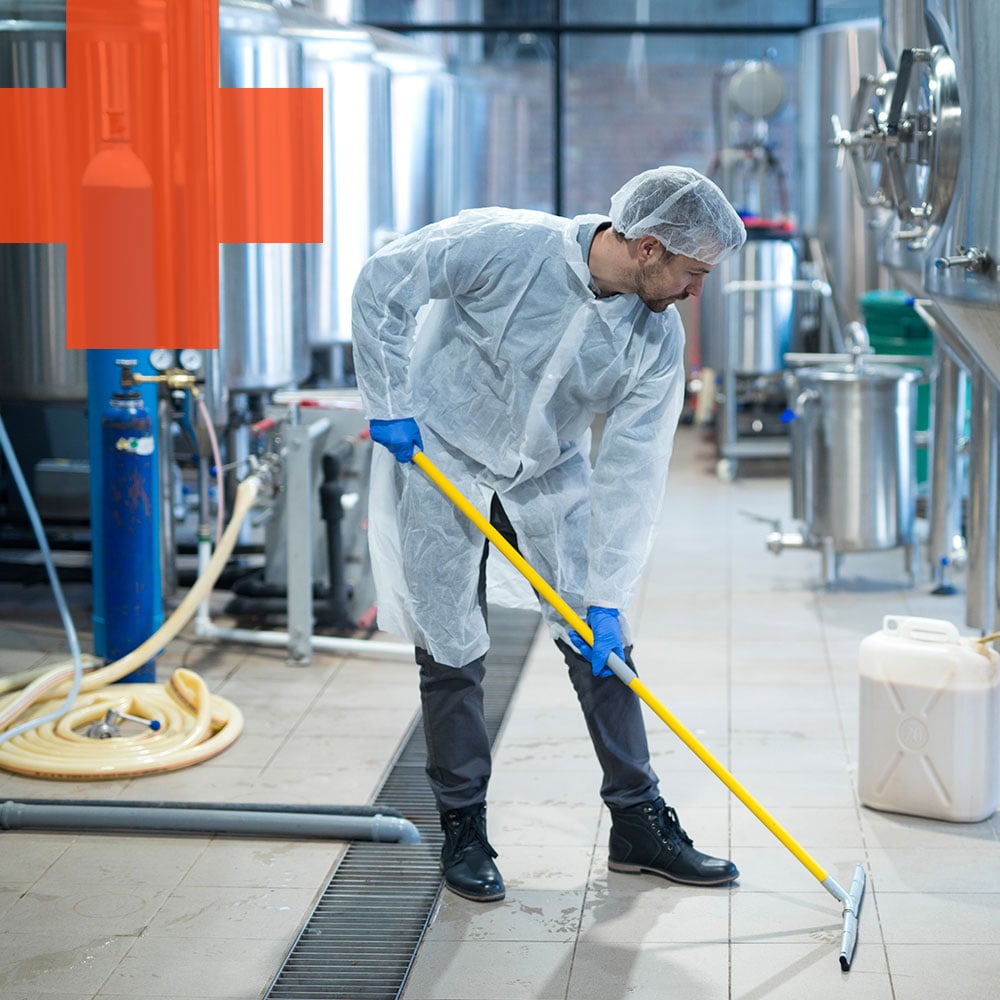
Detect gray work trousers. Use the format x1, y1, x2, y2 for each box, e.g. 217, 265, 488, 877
417, 495, 660, 813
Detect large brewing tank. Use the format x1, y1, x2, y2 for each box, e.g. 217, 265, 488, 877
831, 4, 959, 289
919, 0, 1000, 634
922, 0, 1000, 382
217, 0, 310, 390
876, 0, 931, 291
274, 3, 388, 348
881, 0, 929, 68
0, 2, 83, 403
318, 23, 393, 346
368, 26, 453, 234
799, 20, 884, 331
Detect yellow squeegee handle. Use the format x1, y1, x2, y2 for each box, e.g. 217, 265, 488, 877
411, 447, 830, 886
411, 449, 591, 641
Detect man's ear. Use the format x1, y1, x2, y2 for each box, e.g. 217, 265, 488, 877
637, 236, 663, 261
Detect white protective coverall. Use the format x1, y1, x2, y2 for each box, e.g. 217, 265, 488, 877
352, 208, 686, 668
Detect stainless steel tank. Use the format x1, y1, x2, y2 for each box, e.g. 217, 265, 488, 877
788, 361, 918, 555
881, 0, 930, 69
919, 0, 1000, 633
303, 21, 394, 348
368, 26, 451, 235
324, 44, 393, 348
218, 1, 309, 390
0, 2, 83, 402
876, 0, 932, 291
705, 236, 798, 375
275, 4, 386, 348
799, 20, 885, 331
922, 0, 1000, 381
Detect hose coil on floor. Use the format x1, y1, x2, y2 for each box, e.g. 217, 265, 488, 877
0, 475, 263, 780
0, 669, 243, 780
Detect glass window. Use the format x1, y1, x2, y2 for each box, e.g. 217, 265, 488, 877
562, 1, 811, 27
419, 30, 556, 215
818, 0, 881, 23
562, 33, 799, 218
349, 1, 558, 25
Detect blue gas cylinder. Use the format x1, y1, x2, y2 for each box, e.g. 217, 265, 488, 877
101, 390, 157, 681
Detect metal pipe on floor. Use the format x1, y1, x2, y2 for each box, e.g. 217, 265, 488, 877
10, 797, 404, 818
191, 618, 415, 659
0, 800, 420, 844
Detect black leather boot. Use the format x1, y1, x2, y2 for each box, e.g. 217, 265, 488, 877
440, 803, 505, 902
609, 798, 739, 886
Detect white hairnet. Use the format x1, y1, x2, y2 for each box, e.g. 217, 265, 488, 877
609, 166, 746, 265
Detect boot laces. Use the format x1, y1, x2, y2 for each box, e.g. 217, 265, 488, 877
661, 805, 694, 846
444, 808, 498, 860
643, 800, 693, 847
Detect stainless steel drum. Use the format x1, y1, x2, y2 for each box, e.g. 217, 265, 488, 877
0, 3, 84, 403
218, 1, 309, 391
788, 361, 918, 556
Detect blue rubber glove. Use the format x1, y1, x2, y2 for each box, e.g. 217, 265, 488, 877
369, 417, 424, 463
569, 606, 624, 679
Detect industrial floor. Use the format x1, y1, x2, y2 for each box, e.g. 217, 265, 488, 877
1, 424, 998, 1000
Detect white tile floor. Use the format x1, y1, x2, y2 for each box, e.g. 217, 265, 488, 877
2, 424, 998, 999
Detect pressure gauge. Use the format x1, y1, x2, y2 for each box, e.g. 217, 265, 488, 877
149, 348, 174, 372
179, 348, 203, 372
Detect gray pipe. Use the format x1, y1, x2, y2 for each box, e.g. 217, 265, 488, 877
0, 800, 420, 844
9, 797, 403, 818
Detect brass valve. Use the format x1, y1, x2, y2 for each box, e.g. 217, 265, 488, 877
115, 359, 201, 394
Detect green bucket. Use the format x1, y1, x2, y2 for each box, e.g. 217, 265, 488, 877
859, 290, 932, 488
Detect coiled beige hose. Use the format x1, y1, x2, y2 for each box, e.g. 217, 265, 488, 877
0, 476, 260, 780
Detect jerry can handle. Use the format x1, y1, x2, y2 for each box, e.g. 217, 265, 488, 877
883, 615, 960, 644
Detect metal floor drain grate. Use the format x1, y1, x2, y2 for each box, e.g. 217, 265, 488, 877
264, 608, 541, 1000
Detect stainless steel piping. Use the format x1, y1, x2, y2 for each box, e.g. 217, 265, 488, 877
965, 369, 998, 631
927, 345, 966, 592
912, 299, 975, 595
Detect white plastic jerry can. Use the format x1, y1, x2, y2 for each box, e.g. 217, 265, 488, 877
859, 615, 1000, 823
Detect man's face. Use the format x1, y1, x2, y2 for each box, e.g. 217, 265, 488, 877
635, 249, 713, 313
